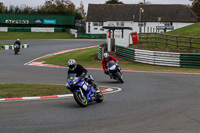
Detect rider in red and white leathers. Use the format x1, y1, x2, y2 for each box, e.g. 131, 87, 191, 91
102, 53, 118, 74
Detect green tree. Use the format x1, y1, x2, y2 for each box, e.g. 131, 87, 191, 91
190, 0, 199, 5
23, 6, 34, 14
190, 0, 200, 21
138, 0, 151, 4
77, 1, 85, 19
1, 0, 83, 19
105, 0, 124, 4
0, 2, 5, 13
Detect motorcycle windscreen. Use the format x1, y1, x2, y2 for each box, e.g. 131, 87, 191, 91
68, 73, 77, 79
67, 73, 77, 85
106, 60, 116, 68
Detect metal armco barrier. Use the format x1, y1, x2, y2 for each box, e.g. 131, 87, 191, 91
180, 53, 200, 68
116, 45, 135, 61
98, 45, 102, 60
134, 49, 180, 67
0, 27, 70, 32
2, 44, 29, 50
113, 45, 200, 68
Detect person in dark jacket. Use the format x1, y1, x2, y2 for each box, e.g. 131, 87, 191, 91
66, 59, 100, 94
14, 39, 21, 50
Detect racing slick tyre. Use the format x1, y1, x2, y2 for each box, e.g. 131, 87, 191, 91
116, 72, 124, 83
73, 91, 88, 107
95, 91, 104, 103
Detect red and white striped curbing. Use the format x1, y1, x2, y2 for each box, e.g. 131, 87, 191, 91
53, 45, 98, 55
0, 88, 116, 102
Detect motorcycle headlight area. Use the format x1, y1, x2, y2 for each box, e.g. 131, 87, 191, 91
109, 65, 116, 70
73, 77, 79, 84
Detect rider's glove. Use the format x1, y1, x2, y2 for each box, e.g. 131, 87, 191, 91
65, 83, 70, 89
79, 72, 86, 78
104, 69, 109, 74
116, 62, 119, 66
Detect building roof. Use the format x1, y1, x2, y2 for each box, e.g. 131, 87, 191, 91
86, 4, 197, 23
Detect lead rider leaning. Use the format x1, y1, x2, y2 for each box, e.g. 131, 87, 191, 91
66, 59, 100, 94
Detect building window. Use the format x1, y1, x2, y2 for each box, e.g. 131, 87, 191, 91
138, 22, 146, 27
116, 22, 124, 27
116, 22, 119, 26
164, 22, 171, 26
121, 22, 124, 26
93, 22, 104, 26
99, 22, 103, 26
93, 22, 99, 26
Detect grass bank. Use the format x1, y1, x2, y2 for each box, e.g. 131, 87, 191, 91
36, 47, 200, 73
0, 32, 74, 40
0, 84, 71, 98
132, 22, 200, 53
167, 22, 200, 37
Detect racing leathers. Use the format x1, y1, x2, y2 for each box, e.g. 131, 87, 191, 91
67, 64, 100, 93
102, 55, 118, 74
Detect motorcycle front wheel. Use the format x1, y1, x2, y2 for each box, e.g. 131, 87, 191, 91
116, 72, 124, 83
73, 91, 88, 107
95, 92, 104, 103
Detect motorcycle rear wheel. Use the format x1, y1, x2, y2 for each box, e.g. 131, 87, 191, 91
116, 72, 124, 83
73, 91, 88, 107
15, 50, 18, 54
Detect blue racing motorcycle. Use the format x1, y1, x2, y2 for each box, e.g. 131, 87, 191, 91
67, 74, 103, 107
106, 60, 124, 83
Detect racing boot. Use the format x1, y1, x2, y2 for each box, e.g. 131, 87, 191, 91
93, 83, 101, 94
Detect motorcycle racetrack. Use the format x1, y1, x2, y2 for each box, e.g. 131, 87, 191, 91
1, 39, 200, 133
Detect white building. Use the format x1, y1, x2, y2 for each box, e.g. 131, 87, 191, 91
86, 4, 197, 47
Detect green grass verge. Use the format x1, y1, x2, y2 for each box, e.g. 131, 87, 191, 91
37, 46, 102, 68
37, 47, 200, 73
0, 84, 71, 98
0, 32, 74, 40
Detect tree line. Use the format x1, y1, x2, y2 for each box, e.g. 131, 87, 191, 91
0, 0, 199, 21
189, 0, 200, 21
0, 0, 85, 19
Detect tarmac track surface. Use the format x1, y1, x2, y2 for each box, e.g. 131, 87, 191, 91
0, 39, 200, 133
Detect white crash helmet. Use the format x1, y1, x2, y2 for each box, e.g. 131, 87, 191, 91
68, 59, 77, 70
103, 53, 110, 61
17, 39, 20, 41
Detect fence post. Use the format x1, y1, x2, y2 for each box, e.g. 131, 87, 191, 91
176, 36, 179, 49
190, 37, 192, 50
139, 33, 142, 45
139, 27, 142, 33
166, 35, 168, 48
155, 33, 157, 47
146, 33, 148, 45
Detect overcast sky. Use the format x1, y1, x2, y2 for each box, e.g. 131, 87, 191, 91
0, 0, 192, 13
